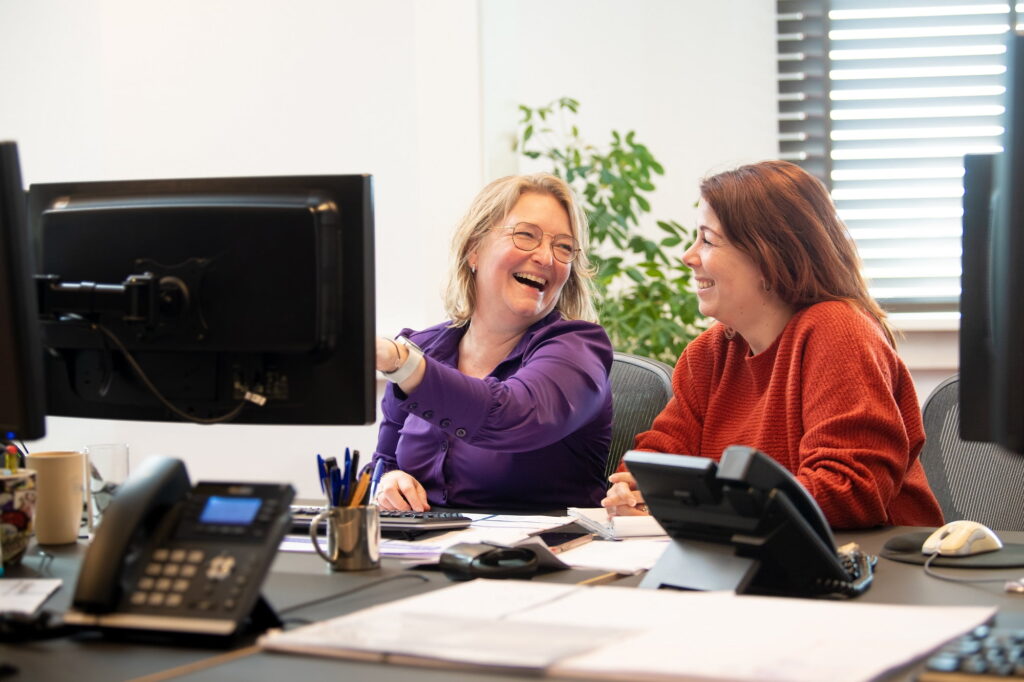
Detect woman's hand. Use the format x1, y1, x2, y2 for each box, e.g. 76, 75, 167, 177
374, 470, 431, 512
600, 471, 648, 517
376, 336, 403, 373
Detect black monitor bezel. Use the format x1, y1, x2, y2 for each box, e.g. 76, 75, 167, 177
960, 32, 1024, 454
0, 141, 46, 441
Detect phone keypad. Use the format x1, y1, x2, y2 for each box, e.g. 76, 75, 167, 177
127, 545, 261, 615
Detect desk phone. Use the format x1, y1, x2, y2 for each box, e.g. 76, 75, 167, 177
628, 447, 876, 598
64, 457, 293, 642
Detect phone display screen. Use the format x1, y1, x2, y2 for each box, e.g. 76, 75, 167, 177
199, 496, 263, 525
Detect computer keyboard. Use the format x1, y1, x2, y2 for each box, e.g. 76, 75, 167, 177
919, 624, 1024, 680
290, 505, 472, 537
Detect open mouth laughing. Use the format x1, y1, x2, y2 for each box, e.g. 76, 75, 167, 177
514, 272, 547, 292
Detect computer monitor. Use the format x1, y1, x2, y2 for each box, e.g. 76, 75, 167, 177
25, 173, 376, 426
960, 31, 1024, 454
0, 141, 46, 443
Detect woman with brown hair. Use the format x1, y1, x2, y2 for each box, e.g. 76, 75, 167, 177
603, 160, 942, 529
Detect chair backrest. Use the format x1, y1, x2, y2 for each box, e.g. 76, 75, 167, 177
919, 374, 1024, 530
606, 352, 674, 478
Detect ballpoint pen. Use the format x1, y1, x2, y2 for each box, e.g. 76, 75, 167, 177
328, 467, 343, 507
341, 447, 352, 504
350, 450, 360, 489
368, 458, 385, 502
316, 454, 328, 496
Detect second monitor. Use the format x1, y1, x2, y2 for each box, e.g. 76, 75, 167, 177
28, 175, 375, 426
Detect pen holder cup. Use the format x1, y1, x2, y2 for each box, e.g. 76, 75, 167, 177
1, 469, 37, 567
310, 504, 381, 571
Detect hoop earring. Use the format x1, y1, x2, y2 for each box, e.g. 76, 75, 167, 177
762, 280, 771, 292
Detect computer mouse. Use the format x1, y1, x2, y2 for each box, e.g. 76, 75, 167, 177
439, 542, 539, 581
921, 520, 1004, 557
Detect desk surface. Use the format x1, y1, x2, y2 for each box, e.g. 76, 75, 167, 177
4, 526, 1023, 681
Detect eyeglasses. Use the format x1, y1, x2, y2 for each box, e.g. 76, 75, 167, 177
498, 222, 580, 264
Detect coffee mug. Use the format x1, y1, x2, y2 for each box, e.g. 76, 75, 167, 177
310, 505, 381, 571
0, 469, 37, 566
25, 450, 85, 545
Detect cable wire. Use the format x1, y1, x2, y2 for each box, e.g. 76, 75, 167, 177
922, 551, 1013, 584
61, 315, 251, 424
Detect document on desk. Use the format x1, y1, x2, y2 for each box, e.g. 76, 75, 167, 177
556, 537, 670, 574
261, 580, 629, 671
568, 507, 667, 539
260, 579, 996, 682
0, 578, 62, 614
278, 514, 570, 560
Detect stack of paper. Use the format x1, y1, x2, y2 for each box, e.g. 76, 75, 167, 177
568, 507, 667, 540
261, 579, 995, 682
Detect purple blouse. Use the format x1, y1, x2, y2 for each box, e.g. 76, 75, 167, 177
372, 311, 613, 509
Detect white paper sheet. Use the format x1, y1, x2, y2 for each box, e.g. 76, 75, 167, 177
0, 578, 62, 614
261, 579, 996, 682
556, 537, 671, 574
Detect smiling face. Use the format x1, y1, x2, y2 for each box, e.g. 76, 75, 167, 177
467, 191, 572, 334
682, 198, 776, 334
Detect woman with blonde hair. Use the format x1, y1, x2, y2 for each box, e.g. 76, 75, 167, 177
372, 173, 613, 510
603, 160, 943, 529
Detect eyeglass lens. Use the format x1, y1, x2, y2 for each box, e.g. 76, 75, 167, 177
508, 223, 578, 263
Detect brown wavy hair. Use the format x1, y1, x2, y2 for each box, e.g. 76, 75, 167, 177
700, 160, 895, 346
443, 173, 597, 326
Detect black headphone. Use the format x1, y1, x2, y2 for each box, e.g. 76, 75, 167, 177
439, 542, 539, 581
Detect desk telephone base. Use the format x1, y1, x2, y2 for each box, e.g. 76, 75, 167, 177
64, 456, 293, 644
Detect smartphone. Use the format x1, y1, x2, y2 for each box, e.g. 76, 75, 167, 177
534, 528, 595, 554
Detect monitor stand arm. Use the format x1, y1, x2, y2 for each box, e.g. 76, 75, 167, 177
35, 272, 159, 324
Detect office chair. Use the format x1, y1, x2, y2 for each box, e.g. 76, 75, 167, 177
919, 374, 1024, 531
605, 352, 675, 478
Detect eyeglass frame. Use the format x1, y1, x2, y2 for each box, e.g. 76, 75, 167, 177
495, 222, 581, 264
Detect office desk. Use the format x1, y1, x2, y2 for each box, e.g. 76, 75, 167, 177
1, 534, 617, 682
3, 527, 1023, 681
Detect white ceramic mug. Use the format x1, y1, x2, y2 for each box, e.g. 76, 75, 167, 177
25, 450, 85, 545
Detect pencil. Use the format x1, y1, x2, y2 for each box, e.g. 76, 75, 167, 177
348, 470, 371, 507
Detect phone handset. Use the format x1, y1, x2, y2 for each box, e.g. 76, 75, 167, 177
72, 456, 191, 613
716, 444, 836, 548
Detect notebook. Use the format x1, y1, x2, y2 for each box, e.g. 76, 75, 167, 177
567, 507, 666, 540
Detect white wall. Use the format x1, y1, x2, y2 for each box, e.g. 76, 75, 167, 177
1, 0, 483, 496
481, 0, 778, 233
1, 0, 780, 497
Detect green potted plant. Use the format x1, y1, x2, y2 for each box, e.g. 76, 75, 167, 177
516, 97, 703, 365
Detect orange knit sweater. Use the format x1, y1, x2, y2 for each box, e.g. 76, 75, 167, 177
631, 301, 943, 529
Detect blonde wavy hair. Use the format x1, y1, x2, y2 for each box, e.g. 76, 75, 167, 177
443, 173, 597, 326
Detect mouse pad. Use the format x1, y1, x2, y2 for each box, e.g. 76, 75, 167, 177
880, 531, 1024, 568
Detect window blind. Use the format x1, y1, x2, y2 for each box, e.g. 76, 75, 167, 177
778, 0, 1018, 313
